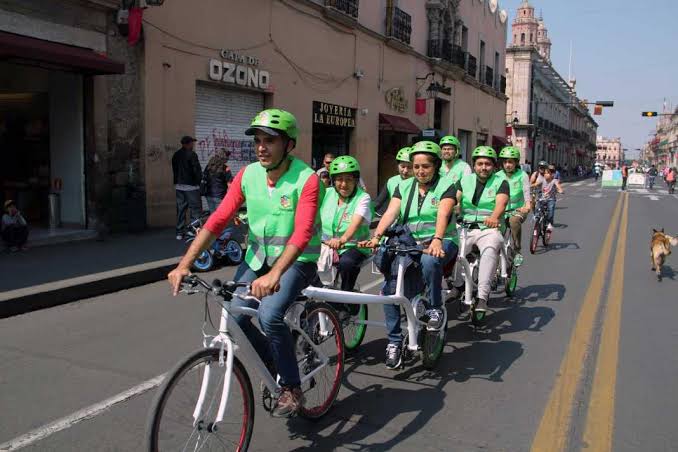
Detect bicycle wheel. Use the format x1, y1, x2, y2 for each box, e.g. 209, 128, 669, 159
529, 223, 540, 254
223, 239, 244, 265
342, 304, 368, 351
421, 319, 447, 369
146, 348, 254, 452
505, 266, 518, 297
296, 302, 345, 420
192, 250, 215, 272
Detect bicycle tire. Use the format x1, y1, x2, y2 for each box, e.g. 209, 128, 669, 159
146, 348, 254, 452
529, 223, 539, 254
543, 229, 551, 247
296, 302, 345, 420
192, 250, 215, 272
343, 304, 368, 351
421, 320, 447, 369
223, 239, 244, 265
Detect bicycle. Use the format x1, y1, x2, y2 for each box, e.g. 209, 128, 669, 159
185, 214, 245, 272
490, 212, 522, 297
146, 275, 345, 451
529, 197, 551, 254
303, 242, 447, 370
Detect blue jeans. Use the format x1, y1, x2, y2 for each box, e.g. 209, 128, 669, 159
231, 260, 317, 387
544, 198, 556, 225
205, 196, 223, 213
176, 189, 202, 235
383, 239, 458, 345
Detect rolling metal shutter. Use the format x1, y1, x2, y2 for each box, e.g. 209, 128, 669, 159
194, 83, 264, 175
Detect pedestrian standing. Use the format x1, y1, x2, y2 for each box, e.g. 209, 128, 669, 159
621, 163, 629, 191
203, 149, 233, 212
172, 136, 203, 240
667, 167, 676, 194
2, 200, 29, 252
316, 152, 336, 176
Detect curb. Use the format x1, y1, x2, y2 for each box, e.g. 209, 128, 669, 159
0, 257, 180, 319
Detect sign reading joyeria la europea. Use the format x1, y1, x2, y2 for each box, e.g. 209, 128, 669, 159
313, 102, 356, 128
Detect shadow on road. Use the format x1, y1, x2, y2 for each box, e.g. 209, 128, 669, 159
533, 242, 580, 254
657, 265, 676, 281
509, 283, 566, 303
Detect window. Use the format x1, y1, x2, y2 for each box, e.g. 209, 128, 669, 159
529, 33, 533, 43
479, 40, 486, 76
462, 26, 469, 51
520, 33, 525, 45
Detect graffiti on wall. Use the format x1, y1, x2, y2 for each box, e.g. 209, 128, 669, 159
196, 128, 257, 173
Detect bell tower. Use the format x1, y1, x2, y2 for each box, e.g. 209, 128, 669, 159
511, 0, 539, 47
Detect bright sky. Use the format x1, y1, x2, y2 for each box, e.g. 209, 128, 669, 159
501, 0, 678, 156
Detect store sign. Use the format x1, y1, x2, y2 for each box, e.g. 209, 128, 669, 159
208, 51, 270, 89
385, 87, 408, 113
312, 101, 356, 128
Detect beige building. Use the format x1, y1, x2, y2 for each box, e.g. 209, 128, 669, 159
505, 0, 597, 168
141, 0, 509, 227
644, 107, 678, 169
596, 137, 623, 168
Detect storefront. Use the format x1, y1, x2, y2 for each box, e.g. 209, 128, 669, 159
0, 30, 124, 232
311, 101, 355, 169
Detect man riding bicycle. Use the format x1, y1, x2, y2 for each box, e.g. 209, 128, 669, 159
496, 146, 532, 266
373, 147, 413, 214
168, 109, 322, 418
362, 141, 458, 369
455, 146, 510, 320
439, 135, 472, 183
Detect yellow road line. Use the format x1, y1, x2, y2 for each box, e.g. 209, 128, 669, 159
582, 193, 629, 451
530, 193, 624, 452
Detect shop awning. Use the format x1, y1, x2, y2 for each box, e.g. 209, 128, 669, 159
379, 113, 420, 134
0, 31, 125, 75
492, 135, 508, 148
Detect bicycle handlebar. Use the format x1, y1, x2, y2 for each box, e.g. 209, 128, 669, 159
180, 275, 260, 303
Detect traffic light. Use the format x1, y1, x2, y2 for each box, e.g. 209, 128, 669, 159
641, 112, 658, 117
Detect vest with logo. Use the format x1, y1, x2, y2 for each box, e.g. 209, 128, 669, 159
460, 173, 505, 230
241, 157, 322, 270
440, 159, 471, 185
398, 176, 456, 243
320, 187, 373, 255
497, 169, 527, 212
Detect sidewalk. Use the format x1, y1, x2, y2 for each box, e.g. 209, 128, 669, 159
0, 229, 188, 318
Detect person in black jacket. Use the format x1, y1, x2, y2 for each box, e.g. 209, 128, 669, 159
203, 148, 233, 212
172, 136, 203, 239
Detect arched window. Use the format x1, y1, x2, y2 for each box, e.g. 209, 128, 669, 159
521, 33, 525, 45
529, 33, 533, 43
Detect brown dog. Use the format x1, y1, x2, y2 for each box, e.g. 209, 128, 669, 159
651, 229, 677, 281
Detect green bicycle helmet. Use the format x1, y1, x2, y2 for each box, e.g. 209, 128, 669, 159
471, 146, 497, 161
439, 135, 461, 149
396, 147, 411, 163
329, 155, 361, 176
499, 146, 521, 160
245, 109, 298, 140
409, 141, 442, 160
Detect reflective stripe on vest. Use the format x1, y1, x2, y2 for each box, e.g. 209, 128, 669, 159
241, 157, 322, 271
320, 187, 373, 255
398, 177, 456, 243
460, 173, 504, 230
497, 169, 527, 211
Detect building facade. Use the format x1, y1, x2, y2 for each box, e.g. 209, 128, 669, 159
504, 0, 597, 168
644, 107, 678, 169
139, 0, 509, 227
0, 0, 141, 235
595, 137, 623, 168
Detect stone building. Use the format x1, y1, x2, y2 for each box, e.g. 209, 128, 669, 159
595, 136, 623, 168
645, 107, 678, 169
0, 0, 142, 236
504, 0, 597, 168
139, 0, 510, 227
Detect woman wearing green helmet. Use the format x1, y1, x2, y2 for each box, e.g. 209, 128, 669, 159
453, 145, 510, 321
361, 140, 459, 369
319, 155, 374, 292
373, 147, 413, 214
497, 146, 532, 265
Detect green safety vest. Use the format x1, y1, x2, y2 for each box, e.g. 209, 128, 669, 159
440, 159, 471, 185
460, 173, 505, 230
241, 156, 322, 271
320, 187, 373, 256
398, 177, 456, 243
386, 174, 405, 198
497, 169, 527, 212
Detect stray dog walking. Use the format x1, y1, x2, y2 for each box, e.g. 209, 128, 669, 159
650, 229, 678, 281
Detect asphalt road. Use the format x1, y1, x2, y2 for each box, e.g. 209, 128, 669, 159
1, 179, 678, 452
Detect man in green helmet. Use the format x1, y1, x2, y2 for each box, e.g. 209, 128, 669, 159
497, 146, 532, 266
439, 135, 472, 184
168, 109, 323, 418
455, 146, 509, 321
373, 146, 413, 215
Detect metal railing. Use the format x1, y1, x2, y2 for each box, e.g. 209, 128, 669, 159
484, 66, 494, 87
465, 54, 477, 78
325, 0, 359, 18
386, 6, 411, 44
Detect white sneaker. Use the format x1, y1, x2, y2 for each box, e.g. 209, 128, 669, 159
547, 223, 554, 232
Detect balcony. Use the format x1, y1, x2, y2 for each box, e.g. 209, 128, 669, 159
427, 41, 465, 67
325, 0, 359, 18
386, 6, 411, 45
484, 66, 494, 87
465, 54, 477, 78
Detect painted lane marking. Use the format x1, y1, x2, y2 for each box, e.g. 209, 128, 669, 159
530, 193, 624, 452
0, 374, 167, 451
582, 192, 629, 451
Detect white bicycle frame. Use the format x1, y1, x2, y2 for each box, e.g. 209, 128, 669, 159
191, 293, 332, 426
303, 252, 442, 352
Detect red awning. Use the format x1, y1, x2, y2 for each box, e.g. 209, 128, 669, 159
492, 135, 508, 147
379, 113, 420, 134
0, 31, 125, 75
